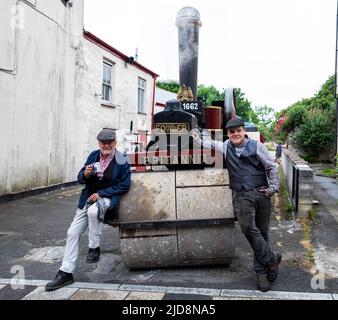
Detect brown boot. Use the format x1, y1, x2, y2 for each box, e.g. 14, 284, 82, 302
256, 274, 272, 292
267, 252, 282, 282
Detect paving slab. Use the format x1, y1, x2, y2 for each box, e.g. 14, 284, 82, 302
220, 289, 333, 300
22, 286, 78, 300
0, 285, 36, 300
69, 289, 129, 300
125, 291, 165, 300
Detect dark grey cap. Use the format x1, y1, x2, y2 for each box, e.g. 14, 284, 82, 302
97, 128, 116, 141
225, 117, 245, 129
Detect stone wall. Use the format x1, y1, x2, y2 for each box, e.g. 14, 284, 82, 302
281, 146, 313, 218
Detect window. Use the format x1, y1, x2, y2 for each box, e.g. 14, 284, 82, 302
138, 77, 146, 113
102, 62, 112, 104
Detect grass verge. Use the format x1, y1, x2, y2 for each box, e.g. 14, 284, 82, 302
274, 165, 294, 221
298, 207, 318, 268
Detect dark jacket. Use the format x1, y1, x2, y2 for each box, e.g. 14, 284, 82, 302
225, 139, 268, 192
77, 149, 131, 210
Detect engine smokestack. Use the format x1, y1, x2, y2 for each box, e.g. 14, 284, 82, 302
176, 7, 202, 100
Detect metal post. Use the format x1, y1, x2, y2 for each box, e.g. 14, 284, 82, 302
335, 0, 338, 161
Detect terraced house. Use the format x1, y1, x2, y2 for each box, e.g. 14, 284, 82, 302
0, 0, 158, 199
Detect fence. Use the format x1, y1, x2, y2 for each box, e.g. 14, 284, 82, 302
281, 147, 313, 218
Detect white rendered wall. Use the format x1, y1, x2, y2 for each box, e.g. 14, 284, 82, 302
0, 0, 156, 196
78, 38, 155, 156
0, 0, 84, 195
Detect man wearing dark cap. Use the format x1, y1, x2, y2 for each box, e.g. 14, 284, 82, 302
45, 128, 131, 291
193, 117, 281, 292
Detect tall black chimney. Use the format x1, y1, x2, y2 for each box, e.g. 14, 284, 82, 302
176, 7, 202, 100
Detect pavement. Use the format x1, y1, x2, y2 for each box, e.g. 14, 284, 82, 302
0, 168, 338, 300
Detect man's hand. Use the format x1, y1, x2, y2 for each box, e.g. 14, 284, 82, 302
84, 165, 94, 178
191, 129, 201, 140
87, 193, 99, 203
259, 188, 275, 198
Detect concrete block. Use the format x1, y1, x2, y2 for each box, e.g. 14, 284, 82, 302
70, 282, 120, 291
178, 225, 235, 265
299, 177, 314, 184
69, 289, 129, 300
120, 235, 179, 268
125, 291, 165, 300
176, 186, 234, 219
119, 171, 176, 222
22, 286, 78, 300
176, 168, 229, 187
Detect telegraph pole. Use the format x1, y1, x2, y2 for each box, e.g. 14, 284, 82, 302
335, 0, 338, 167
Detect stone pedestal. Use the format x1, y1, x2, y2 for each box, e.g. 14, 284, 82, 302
118, 168, 235, 269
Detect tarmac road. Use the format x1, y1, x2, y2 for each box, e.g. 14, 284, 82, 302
0, 173, 337, 300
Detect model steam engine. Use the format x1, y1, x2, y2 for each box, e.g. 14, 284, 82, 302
145, 7, 236, 165
116, 7, 236, 270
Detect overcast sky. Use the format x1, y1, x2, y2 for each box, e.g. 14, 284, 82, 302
84, 0, 337, 111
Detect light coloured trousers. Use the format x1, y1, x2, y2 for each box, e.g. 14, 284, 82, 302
60, 197, 110, 274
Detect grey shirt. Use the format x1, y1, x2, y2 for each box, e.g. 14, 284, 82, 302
198, 135, 279, 194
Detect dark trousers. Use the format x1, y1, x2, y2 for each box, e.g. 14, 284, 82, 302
232, 189, 275, 274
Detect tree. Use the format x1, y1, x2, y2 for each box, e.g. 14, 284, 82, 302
156, 80, 180, 93
233, 88, 255, 122
309, 75, 335, 110
275, 74, 336, 161
155, 80, 258, 123
197, 84, 223, 106
254, 105, 276, 126
292, 106, 335, 161
281, 102, 307, 133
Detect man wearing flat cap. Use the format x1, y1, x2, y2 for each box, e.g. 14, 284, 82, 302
193, 117, 281, 292
46, 128, 131, 291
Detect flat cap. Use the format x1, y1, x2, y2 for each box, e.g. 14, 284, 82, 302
97, 128, 116, 141
225, 117, 245, 129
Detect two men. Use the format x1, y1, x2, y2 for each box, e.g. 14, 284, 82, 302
193, 118, 282, 292
45, 129, 131, 291
46, 121, 280, 292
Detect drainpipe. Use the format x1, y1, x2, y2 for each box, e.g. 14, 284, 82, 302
150, 75, 158, 138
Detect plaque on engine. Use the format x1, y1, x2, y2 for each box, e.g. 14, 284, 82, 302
181, 101, 203, 113
154, 123, 189, 133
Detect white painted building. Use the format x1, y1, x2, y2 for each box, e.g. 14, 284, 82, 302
81, 31, 158, 155
154, 87, 177, 114
0, 0, 158, 197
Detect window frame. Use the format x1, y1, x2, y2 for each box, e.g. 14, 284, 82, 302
102, 61, 113, 105
137, 77, 146, 114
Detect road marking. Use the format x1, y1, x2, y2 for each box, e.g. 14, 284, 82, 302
220, 289, 333, 300
0, 278, 335, 300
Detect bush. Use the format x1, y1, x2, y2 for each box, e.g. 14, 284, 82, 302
292, 106, 335, 160
281, 102, 307, 132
